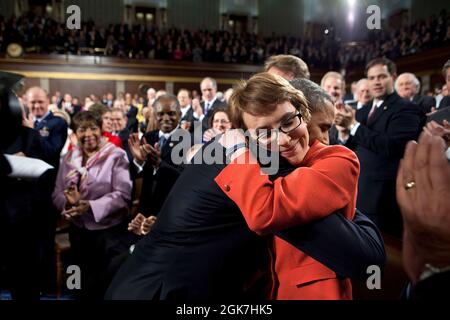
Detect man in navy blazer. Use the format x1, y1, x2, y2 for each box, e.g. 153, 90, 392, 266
335, 58, 424, 237
24, 87, 68, 169
193, 77, 227, 132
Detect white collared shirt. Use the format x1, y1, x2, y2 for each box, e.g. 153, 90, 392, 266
33, 110, 51, 125
180, 105, 191, 119
349, 99, 384, 137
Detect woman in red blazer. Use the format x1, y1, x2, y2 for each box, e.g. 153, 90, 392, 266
215, 72, 360, 300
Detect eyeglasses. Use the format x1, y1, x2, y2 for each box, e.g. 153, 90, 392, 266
213, 119, 230, 124
255, 112, 303, 146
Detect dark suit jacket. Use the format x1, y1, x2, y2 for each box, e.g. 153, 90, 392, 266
126, 105, 139, 133
345, 92, 423, 236
412, 94, 436, 114
138, 129, 192, 216
106, 141, 385, 300
180, 106, 198, 133
438, 95, 450, 109
410, 270, 450, 300
201, 99, 227, 131
34, 112, 68, 168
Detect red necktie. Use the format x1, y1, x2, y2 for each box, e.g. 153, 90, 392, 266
367, 104, 377, 122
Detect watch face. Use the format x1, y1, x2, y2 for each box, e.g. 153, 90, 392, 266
7, 43, 23, 58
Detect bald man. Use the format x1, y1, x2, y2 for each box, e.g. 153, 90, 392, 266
395, 73, 435, 114
24, 86, 68, 168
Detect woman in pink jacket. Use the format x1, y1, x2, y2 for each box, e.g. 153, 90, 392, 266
52, 111, 132, 299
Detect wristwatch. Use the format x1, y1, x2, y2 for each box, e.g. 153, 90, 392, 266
419, 263, 450, 282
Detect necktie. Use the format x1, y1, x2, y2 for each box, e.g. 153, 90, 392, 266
159, 135, 167, 150
205, 102, 210, 115
34, 120, 40, 128
367, 103, 377, 122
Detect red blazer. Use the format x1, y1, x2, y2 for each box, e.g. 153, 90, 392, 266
215, 141, 360, 300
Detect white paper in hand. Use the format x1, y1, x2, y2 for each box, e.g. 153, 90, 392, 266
4, 155, 54, 179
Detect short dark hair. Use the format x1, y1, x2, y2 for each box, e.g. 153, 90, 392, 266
290, 78, 333, 114
443, 59, 450, 78
365, 58, 397, 77
72, 111, 102, 131
265, 55, 310, 79
154, 94, 180, 110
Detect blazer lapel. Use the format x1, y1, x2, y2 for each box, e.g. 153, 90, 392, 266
366, 93, 397, 126
356, 103, 372, 125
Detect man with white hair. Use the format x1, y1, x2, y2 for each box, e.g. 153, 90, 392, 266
355, 79, 372, 110
146, 88, 156, 107
395, 72, 435, 114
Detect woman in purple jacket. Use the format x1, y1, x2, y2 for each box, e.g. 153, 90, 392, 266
52, 111, 132, 299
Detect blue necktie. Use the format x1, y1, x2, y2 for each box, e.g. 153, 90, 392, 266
159, 135, 167, 150
34, 120, 40, 129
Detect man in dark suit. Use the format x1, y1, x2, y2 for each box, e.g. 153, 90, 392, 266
335, 58, 423, 237
124, 93, 139, 133
193, 77, 227, 132
129, 94, 191, 217
110, 107, 133, 162
23, 87, 68, 169
395, 72, 436, 115
177, 88, 197, 132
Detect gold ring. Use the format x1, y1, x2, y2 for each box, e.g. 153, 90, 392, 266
405, 181, 416, 190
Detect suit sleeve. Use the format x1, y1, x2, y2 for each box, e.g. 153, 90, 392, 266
215, 148, 359, 235
89, 152, 132, 223
348, 104, 422, 158
275, 209, 386, 280
40, 119, 68, 162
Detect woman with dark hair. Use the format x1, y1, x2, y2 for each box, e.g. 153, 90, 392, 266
52, 111, 132, 299
203, 107, 233, 142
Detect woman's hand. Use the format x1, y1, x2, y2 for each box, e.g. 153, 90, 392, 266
217, 129, 246, 149
63, 200, 90, 220
69, 132, 78, 147
64, 185, 81, 206
203, 128, 221, 142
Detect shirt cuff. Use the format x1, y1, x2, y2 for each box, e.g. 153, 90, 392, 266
133, 159, 145, 173
350, 122, 361, 136
193, 112, 205, 121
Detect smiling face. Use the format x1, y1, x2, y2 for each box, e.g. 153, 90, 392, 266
242, 101, 310, 166
27, 87, 49, 118
76, 121, 102, 153
212, 111, 232, 133
155, 98, 181, 133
